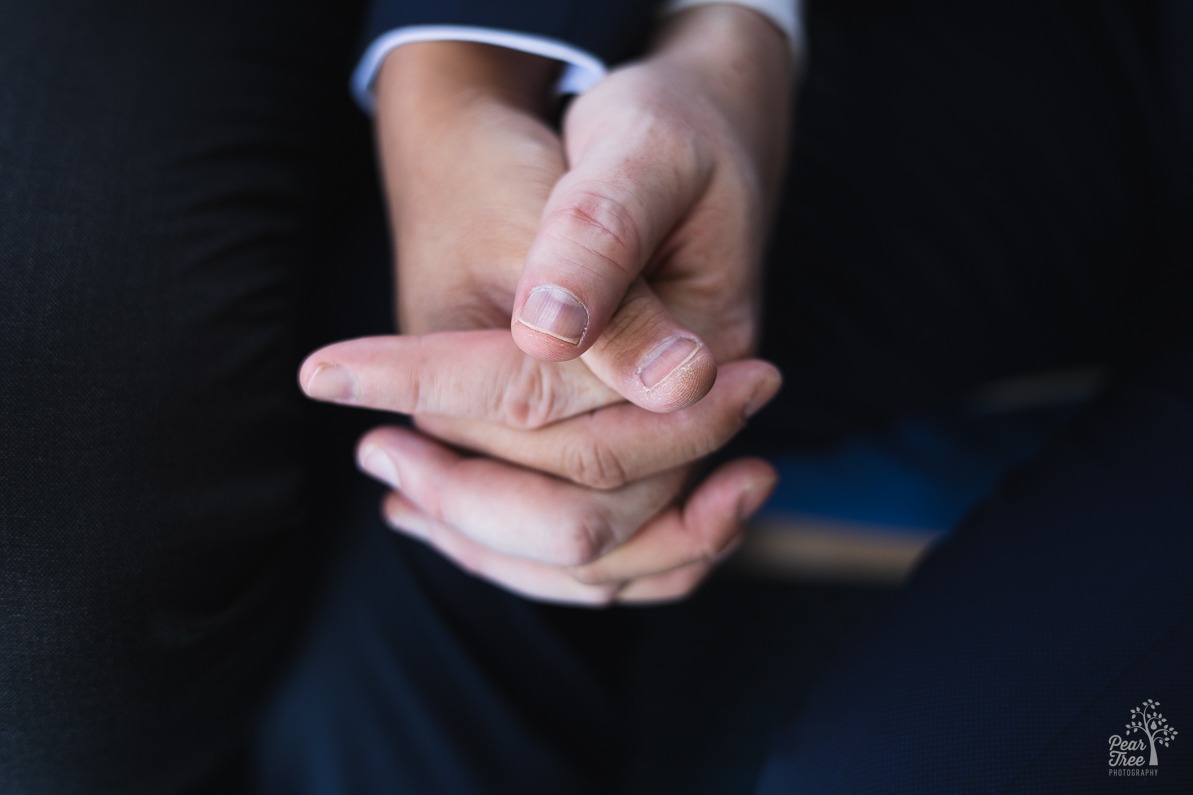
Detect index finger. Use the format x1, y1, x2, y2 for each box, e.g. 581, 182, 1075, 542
300, 330, 620, 429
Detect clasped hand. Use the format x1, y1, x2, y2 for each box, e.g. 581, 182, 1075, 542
302, 7, 793, 605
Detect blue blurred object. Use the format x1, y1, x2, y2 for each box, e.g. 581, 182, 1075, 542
760, 402, 1082, 533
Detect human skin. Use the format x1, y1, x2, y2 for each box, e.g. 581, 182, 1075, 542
302, 6, 795, 604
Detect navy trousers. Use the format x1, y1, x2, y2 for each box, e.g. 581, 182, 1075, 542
761, 4, 1193, 791
2, 0, 1191, 792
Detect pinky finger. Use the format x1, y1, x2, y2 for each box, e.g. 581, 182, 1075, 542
382, 492, 623, 607
385, 492, 725, 607
567, 457, 775, 585
615, 560, 715, 604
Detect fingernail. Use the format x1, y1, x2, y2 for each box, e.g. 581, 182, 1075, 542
745, 371, 783, 418
305, 364, 359, 403
358, 444, 400, 489
517, 285, 588, 345
638, 336, 701, 390
737, 476, 777, 522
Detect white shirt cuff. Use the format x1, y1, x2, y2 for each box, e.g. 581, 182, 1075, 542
350, 25, 607, 114
662, 0, 804, 55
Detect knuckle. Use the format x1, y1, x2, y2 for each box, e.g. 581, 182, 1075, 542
549, 509, 612, 567
563, 436, 630, 490
497, 361, 557, 429
546, 187, 642, 277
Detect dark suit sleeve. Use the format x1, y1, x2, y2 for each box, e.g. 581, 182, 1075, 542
362, 0, 662, 66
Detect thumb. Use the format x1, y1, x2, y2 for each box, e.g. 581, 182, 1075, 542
580, 278, 718, 413
510, 109, 711, 364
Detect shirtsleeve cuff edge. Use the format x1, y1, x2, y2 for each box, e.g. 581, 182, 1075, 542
350, 25, 609, 114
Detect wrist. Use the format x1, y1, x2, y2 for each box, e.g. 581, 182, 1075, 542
649, 5, 795, 201
653, 5, 793, 107
562, 6, 793, 169
375, 41, 560, 124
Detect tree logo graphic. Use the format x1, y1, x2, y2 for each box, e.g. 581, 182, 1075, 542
1124, 700, 1178, 766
